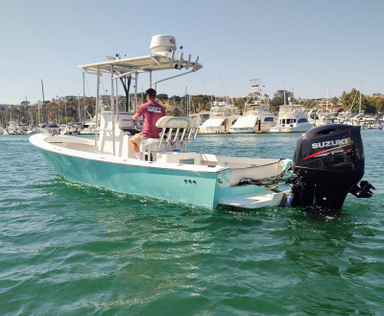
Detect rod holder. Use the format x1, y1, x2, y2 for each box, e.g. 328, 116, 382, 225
186, 54, 191, 69
193, 56, 199, 71
169, 49, 175, 67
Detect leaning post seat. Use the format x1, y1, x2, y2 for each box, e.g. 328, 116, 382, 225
140, 116, 198, 161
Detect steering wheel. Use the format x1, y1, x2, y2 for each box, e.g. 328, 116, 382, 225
133, 120, 143, 131
127, 119, 142, 135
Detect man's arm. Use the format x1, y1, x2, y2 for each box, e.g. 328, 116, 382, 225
132, 104, 144, 121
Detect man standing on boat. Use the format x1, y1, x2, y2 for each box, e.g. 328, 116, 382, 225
130, 88, 165, 160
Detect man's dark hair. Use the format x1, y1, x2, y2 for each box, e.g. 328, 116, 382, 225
145, 88, 156, 97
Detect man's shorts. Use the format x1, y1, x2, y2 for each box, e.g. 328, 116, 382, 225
130, 132, 148, 146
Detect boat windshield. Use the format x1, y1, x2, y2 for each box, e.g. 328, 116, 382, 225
279, 105, 304, 114
244, 103, 270, 114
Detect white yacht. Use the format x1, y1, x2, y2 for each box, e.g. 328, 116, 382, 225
270, 98, 312, 133
198, 97, 241, 134
229, 79, 276, 133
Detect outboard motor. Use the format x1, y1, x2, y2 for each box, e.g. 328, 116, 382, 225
290, 124, 374, 212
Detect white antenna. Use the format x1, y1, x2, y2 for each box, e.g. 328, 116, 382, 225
217, 71, 228, 96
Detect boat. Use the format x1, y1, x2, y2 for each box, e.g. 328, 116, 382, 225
26, 127, 40, 135
78, 121, 96, 135
29, 35, 374, 212
189, 111, 210, 127
38, 123, 62, 135
269, 98, 312, 133
307, 89, 338, 127
229, 79, 276, 133
7, 121, 28, 135
308, 108, 334, 126
60, 122, 83, 135
338, 82, 378, 129
198, 96, 241, 134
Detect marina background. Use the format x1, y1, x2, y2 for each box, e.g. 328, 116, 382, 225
1, 0, 384, 314
0, 131, 383, 315
1, 0, 384, 105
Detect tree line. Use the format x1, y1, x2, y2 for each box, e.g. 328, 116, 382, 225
269, 89, 384, 114
0, 97, 97, 127
1, 88, 383, 127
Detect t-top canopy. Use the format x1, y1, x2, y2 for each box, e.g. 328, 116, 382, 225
79, 54, 202, 76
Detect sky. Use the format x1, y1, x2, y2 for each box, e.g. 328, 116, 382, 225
1, 0, 383, 105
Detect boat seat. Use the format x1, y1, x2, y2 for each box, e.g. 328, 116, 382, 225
140, 116, 198, 161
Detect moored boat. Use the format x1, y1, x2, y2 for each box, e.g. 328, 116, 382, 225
229, 79, 276, 133
7, 121, 28, 135
270, 98, 312, 133
78, 121, 96, 135
198, 97, 241, 134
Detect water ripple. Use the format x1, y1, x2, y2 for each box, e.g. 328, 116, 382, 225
0, 133, 383, 315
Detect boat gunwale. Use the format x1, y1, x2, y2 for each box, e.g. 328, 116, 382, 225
29, 134, 231, 174
29, 134, 285, 176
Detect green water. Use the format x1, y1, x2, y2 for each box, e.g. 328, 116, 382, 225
0, 132, 383, 315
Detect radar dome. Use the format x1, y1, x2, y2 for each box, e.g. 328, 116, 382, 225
150, 35, 176, 56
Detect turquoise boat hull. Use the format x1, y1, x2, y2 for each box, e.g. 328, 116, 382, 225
39, 148, 267, 208
30, 133, 290, 209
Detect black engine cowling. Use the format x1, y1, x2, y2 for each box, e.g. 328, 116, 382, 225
290, 124, 370, 211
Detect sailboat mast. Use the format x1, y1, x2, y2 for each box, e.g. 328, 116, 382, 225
359, 81, 362, 114
25, 95, 29, 125
77, 95, 81, 122
65, 98, 67, 125
41, 79, 45, 103
37, 102, 41, 125
83, 72, 86, 122
41, 79, 44, 124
